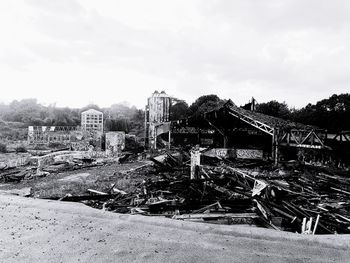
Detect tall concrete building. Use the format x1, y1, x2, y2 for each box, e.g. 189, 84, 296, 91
146, 90, 171, 123
145, 91, 172, 149
81, 109, 104, 132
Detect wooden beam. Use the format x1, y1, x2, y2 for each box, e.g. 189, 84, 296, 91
87, 189, 108, 195
173, 213, 258, 220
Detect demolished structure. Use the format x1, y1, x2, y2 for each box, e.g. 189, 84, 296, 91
27, 126, 80, 145
105, 131, 125, 156
50, 150, 349, 235
165, 100, 327, 164
144, 91, 172, 149
2, 93, 349, 236
28, 109, 106, 150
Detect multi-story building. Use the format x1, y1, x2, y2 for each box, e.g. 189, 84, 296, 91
81, 109, 104, 132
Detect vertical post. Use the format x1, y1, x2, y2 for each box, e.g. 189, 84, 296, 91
313, 215, 320, 235
306, 217, 313, 234
272, 128, 279, 165
223, 135, 228, 148
272, 129, 275, 163
154, 125, 157, 150
190, 147, 201, 180
144, 105, 150, 149
301, 217, 306, 233
168, 130, 171, 149
37, 158, 42, 175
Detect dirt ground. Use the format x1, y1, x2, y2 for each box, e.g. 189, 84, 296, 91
1, 156, 350, 262
0, 193, 349, 263
0, 161, 153, 198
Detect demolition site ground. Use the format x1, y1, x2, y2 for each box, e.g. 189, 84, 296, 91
0, 149, 350, 262
0, 159, 151, 199
1, 149, 350, 234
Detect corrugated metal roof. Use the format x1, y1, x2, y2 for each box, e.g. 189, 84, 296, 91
226, 102, 313, 130
173, 100, 317, 131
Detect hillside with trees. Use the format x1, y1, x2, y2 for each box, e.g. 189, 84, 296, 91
252, 94, 350, 132
0, 93, 349, 142
0, 99, 145, 141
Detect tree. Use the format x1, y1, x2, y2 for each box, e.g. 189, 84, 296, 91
292, 93, 350, 131
170, 101, 189, 120
106, 103, 137, 119
80, 104, 103, 114
105, 118, 130, 132
256, 101, 291, 119
188, 95, 224, 117
4, 98, 43, 123
241, 102, 252, 111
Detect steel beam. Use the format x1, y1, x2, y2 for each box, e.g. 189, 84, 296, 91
227, 111, 274, 136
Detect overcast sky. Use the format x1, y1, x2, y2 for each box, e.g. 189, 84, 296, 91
1, 0, 349, 109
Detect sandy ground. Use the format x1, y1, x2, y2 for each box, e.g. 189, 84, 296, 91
0, 194, 349, 263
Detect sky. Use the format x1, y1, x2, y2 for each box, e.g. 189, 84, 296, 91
0, 0, 350, 109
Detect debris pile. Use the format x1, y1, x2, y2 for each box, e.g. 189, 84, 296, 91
1, 147, 349, 235
63, 152, 350, 234
0, 151, 116, 183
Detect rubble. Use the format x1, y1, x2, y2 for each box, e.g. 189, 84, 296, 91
1, 144, 349, 235
46, 150, 350, 235
0, 150, 116, 183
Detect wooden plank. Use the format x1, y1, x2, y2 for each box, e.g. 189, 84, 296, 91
87, 189, 108, 195
173, 213, 258, 220
330, 187, 350, 195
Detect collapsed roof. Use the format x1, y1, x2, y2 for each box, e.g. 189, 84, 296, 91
220, 100, 316, 134
174, 100, 317, 135
172, 100, 327, 150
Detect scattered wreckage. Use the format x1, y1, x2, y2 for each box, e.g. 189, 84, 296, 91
1, 146, 349, 235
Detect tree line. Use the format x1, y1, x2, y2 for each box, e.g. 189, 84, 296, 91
171, 93, 350, 132
253, 94, 350, 132
0, 93, 349, 135
0, 99, 144, 136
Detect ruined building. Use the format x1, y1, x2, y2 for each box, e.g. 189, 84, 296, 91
142, 92, 331, 163
81, 109, 104, 132
27, 126, 80, 145
171, 100, 328, 163
28, 109, 104, 150
145, 91, 172, 149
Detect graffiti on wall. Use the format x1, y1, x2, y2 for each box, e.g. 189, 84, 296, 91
236, 149, 263, 159
203, 148, 236, 158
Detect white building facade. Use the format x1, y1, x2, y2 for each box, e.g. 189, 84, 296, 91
81, 109, 104, 132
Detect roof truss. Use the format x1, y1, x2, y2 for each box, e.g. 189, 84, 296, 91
227, 109, 274, 136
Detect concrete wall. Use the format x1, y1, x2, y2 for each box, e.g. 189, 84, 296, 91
105, 131, 125, 156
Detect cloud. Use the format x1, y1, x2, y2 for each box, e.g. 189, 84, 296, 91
0, 0, 350, 108
205, 0, 350, 32
27, 0, 85, 16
